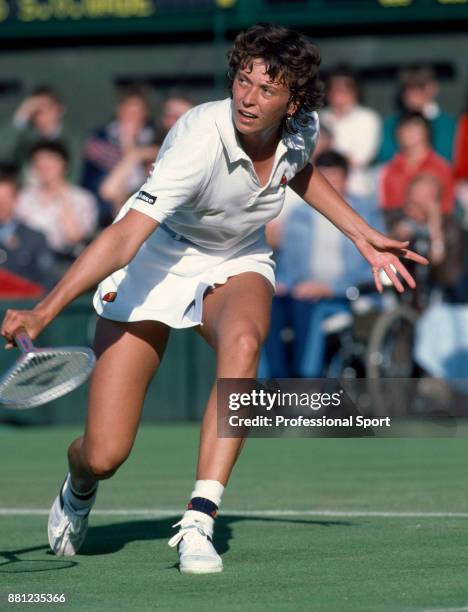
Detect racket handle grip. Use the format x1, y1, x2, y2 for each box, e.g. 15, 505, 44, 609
14, 328, 35, 353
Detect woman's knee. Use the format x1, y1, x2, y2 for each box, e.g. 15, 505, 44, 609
219, 329, 263, 366
81, 445, 130, 480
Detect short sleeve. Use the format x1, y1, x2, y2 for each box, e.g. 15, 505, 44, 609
130, 113, 211, 224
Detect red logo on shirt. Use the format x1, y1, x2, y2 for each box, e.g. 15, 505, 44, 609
103, 292, 117, 303
280, 174, 288, 186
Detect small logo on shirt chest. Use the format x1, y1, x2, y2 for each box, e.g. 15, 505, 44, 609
280, 174, 288, 187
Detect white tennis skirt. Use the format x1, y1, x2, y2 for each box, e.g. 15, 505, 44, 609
93, 227, 275, 329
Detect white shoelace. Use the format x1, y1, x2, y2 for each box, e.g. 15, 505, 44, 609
168, 519, 212, 549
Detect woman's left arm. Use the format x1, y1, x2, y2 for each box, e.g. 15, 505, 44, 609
289, 163, 429, 293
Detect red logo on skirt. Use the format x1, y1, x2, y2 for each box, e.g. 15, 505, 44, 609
280, 174, 288, 186
103, 292, 117, 302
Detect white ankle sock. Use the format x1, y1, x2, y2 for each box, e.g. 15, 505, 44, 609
61, 473, 98, 514
182, 479, 225, 536
190, 479, 225, 507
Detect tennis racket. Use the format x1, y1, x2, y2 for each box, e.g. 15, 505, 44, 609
0, 328, 95, 410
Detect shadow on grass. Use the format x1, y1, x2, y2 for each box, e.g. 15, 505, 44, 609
0, 544, 78, 573
80, 514, 354, 557
0, 515, 355, 573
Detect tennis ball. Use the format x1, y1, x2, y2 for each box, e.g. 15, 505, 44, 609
379, 264, 397, 287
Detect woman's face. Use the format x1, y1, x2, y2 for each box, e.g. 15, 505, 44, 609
232, 59, 294, 136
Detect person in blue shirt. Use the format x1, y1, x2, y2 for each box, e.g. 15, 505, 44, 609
263, 150, 384, 378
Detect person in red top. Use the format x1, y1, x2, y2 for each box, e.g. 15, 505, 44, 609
454, 113, 468, 180
380, 112, 454, 214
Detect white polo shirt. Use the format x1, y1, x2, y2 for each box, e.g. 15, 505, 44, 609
130, 98, 319, 251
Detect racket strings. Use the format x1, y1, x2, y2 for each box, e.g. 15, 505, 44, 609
0, 350, 95, 408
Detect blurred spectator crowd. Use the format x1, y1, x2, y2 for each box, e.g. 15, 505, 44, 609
0, 84, 194, 295
0, 64, 467, 382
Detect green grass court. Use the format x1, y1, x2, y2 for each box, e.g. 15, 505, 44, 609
1, 424, 468, 611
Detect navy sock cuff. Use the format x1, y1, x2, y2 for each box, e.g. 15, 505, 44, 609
68, 481, 98, 500
187, 496, 218, 519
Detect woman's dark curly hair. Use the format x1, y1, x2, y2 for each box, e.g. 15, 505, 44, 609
227, 23, 324, 120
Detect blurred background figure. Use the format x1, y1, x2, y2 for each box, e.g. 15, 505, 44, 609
311, 122, 333, 163
98, 140, 158, 218
386, 173, 463, 302
379, 112, 454, 215
320, 65, 381, 198
262, 151, 383, 378
454, 96, 468, 222
0, 164, 57, 294
378, 65, 456, 163
81, 84, 157, 227
8, 86, 82, 183
15, 141, 98, 273
154, 91, 194, 146
98, 91, 194, 217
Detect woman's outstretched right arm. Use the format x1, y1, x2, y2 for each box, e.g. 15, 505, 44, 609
1, 209, 159, 346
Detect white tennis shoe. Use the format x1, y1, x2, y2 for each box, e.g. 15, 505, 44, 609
168, 518, 223, 574
47, 477, 95, 556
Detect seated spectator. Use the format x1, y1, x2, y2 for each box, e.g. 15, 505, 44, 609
99, 91, 195, 218
262, 151, 383, 378
386, 174, 463, 295
82, 84, 157, 227
98, 92, 194, 217
320, 65, 381, 198
15, 142, 98, 268
454, 111, 468, 182
379, 65, 456, 163
98, 142, 158, 217
0, 164, 58, 292
154, 92, 194, 146
8, 85, 82, 183
454, 107, 468, 226
380, 112, 454, 214
311, 123, 333, 164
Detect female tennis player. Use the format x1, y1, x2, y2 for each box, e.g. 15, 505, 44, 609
1, 24, 427, 574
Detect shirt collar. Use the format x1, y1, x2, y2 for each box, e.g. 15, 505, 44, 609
215, 99, 251, 164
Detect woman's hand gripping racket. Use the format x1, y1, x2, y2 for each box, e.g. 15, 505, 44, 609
0, 327, 95, 410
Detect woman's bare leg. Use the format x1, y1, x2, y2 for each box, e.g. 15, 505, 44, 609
196, 272, 273, 485
68, 316, 170, 493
